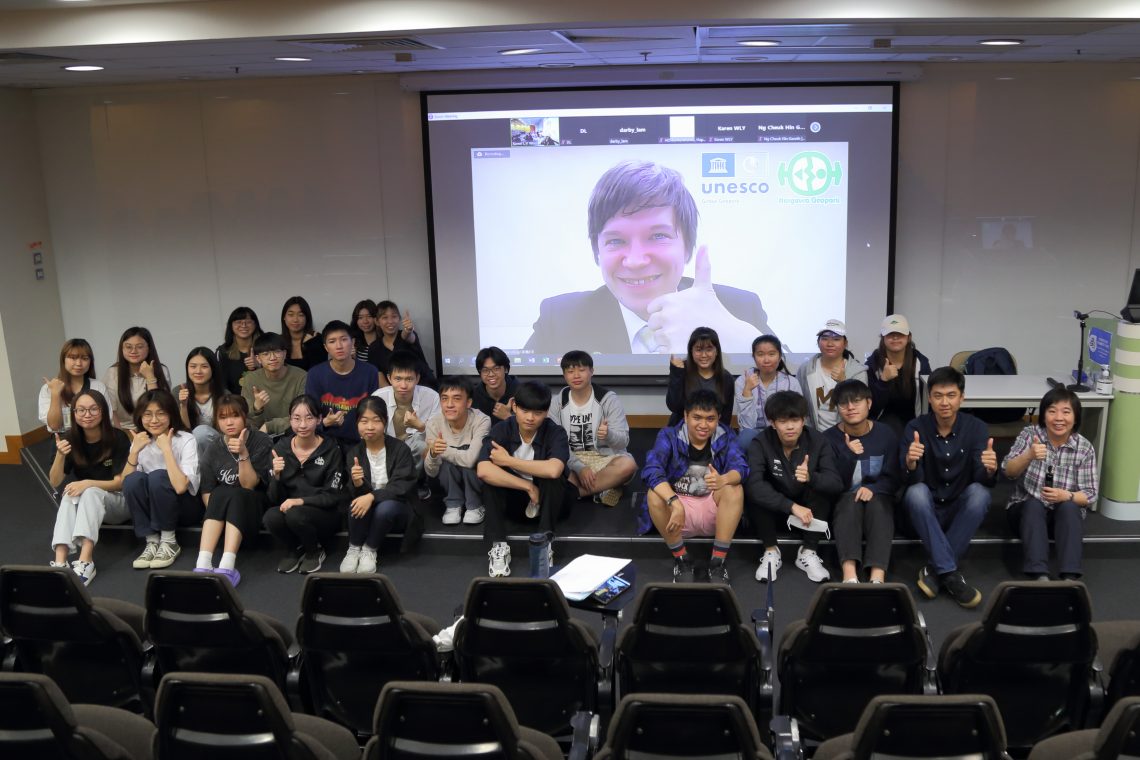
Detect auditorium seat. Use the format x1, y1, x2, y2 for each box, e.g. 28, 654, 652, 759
813, 694, 1011, 760
0, 564, 148, 713
938, 580, 1099, 753
1028, 696, 1140, 760
777, 582, 935, 744
452, 577, 607, 745
294, 573, 442, 740
594, 693, 774, 760
1090, 619, 1140, 717
144, 571, 294, 694
153, 671, 358, 760
0, 671, 156, 760
614, 582, 771, 728
364, 681, 563, 760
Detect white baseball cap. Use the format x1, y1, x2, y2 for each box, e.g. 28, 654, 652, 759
817, 319, 847, 337
880, 314, 911, 336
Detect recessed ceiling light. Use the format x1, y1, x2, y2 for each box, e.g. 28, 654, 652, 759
499, 48, 542, 56
538, 62, 575, 68
732, 56, 769, 62
995, 76, 1016, 81
274, 56, 311, 62
979, 39, 1023, 46
63, 65, 103, 71
738, 40, 781, 47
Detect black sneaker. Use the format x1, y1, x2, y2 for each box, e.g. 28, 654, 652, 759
707, 558, 730, 584
916, 564, 940, 599
276, 547, 304, 574
672, 555, 696, 583
942, 571, 982, 609
298, 549, 326, 574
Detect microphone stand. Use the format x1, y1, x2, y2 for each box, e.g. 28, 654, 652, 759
1069, 310, 1091, 392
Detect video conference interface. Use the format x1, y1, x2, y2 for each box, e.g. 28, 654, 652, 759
425, 84, 898, 378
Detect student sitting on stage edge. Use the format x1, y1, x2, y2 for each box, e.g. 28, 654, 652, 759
642, 389, 747, 584
822, 379, 901, 584
744, 390, 843, 584
424, 376, 490, 526
548, 350, 637, 507
477, 380, 570, 578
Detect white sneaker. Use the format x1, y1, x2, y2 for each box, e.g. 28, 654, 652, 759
755, 549, 782, 582
358, 547, 378, 574
524, 501, 540, 519
796, 546, 830, 583
441, 506, 463, 525
488, 542, 512, 577
462, 506, 486, 525
340, 545, 362, 573
150, 542, 181, 570
71, 560, 96, 587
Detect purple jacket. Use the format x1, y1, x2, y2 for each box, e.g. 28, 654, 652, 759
642, 421, 749, 490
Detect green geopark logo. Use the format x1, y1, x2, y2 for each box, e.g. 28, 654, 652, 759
777, 151, 843, 197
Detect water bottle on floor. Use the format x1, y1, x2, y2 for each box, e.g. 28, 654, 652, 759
529, 531, 553, 578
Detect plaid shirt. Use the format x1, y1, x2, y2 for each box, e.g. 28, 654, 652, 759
1002, 425, 1098, 508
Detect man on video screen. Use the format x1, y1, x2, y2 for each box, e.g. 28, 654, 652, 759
524, 160, 771, 355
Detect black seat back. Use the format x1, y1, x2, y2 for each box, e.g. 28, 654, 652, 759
454, 578, 598, 738
616, 583, 762, 709
367, 681, 526, 760
0, 565, 144, 709
145, 572, 289, 689
0, 672, 133, 760
848, 694, 1009, 760
296, 573, 439, 734
779, 583, 927, 741
154, 672, 318, 760
939, 581, 1096, 750
596, 693, 773, 760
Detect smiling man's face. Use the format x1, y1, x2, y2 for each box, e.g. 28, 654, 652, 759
596, 205, 687, 320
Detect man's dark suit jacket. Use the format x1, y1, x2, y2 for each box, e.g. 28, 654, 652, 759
523, 277, 772, 354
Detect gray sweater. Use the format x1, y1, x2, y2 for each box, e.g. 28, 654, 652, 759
423, 408, 491, 476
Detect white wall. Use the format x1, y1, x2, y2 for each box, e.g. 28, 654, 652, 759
0, 87, 64, 438
21, 63, 1140, 421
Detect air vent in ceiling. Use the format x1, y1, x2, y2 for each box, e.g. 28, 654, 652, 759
280, 36, 444, 53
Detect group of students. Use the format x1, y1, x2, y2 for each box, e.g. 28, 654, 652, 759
39, 303, 1098, 608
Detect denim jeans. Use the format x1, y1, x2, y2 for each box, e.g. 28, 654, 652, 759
903, 482, 990, 575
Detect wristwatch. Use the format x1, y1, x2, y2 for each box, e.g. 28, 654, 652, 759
667, 495, 680, 506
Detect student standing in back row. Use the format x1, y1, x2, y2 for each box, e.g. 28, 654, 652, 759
865, 314, 931, 436
665, 327, 735, 426
902, 366, 997, 609
472, 346, 519, 422
734, 334, 799, 450
796, 319, 867, 432
215, 306, 262, 394
103, 327, 171, 431
40, 339, 111, 433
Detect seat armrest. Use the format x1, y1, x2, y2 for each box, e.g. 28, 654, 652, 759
286, 653, 307, 712
597, 623, 617, 722
140, 646, 160, 720
568, 710, 599, 760
1, 634, 15, 672
770, 715, 803, 760
752, 606, 776, 733
916, 610, 940, 695
1086, 654, 1106, 728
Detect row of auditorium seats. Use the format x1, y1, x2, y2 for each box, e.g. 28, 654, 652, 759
6, 564, 1140, 757
9, 667, 1140, 759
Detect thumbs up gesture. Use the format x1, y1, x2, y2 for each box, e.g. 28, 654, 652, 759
401, 310, 415, 338
906, 430, 925, 470
351, 456, 364, 486
844, 432, 864, 456
981, 437, 998, 474
795, 453, 811, 483
226, 428, 249, 456
138, 360, 157, 383
403, 407, 423, 432
252, 385, 270, 412
704, 462, 722, 491
881, 356, 900, 381
1030, 433, 1048, 461
243, 348, 258, 371
54, 432, 72, 457
178, 383, 190, 405
596, 417, 609, 443
271, 451, 286, 478
430, 432, 448, 457
742, 367, 762, 396
43, 375, 65, 397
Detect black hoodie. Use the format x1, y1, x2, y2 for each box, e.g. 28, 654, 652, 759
268, 434, 347, 510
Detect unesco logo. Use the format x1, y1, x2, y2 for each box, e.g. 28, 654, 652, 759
701, 153, 735, 177
777, 151, 843, 197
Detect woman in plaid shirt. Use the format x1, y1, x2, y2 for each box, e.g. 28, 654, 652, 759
1002, 387, 1098, 580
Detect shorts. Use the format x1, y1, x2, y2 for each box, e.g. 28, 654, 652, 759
574, 451, 634, 477
678, 493, 718, 538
